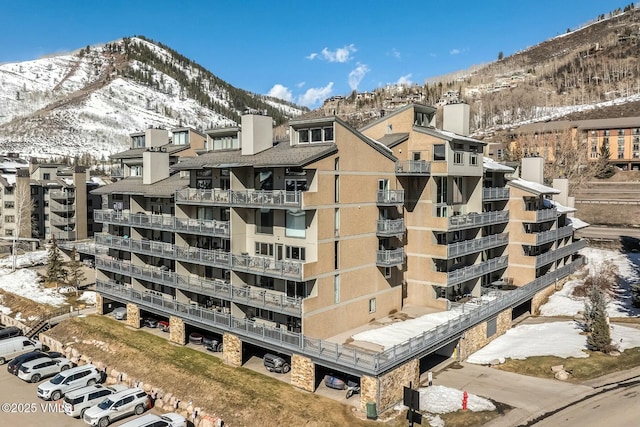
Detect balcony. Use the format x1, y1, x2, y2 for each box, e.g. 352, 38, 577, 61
376, 248, 405, 267
395, 160, 431, 175
377, 190, 404, 206
94, 210, 230, 238
95, 234, 303, 280
482, 187, 510, 201
50, 215, 75, 226
49, 200, 75, 213
446, 256, 509, 287
175, 188, 303, 209
446, 233, 509, 258
110, 167, 124, 178
448, 211, 509, 231
52, 231, 76, 241
175, 188, 230, 205
49, 190, 75, 201
534, 239, 587, 268
376, 219, 405, 237
94, 262, 301, 316
522, 207, 558, 223
529, 225, 574, 246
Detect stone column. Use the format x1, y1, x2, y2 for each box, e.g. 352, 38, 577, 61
222, 333, 242, 367
458, 308, 513, 360
290, 354, 314, 392
169, 316, 185, 345
361, 358, 419, 413
95, 293, 104, 315
126, 303, 140, 328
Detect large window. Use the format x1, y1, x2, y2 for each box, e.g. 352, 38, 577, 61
454, 152, 464, 165
132, 135, 145, 148
5, 215, 14, 223
173, 131, 189, 145
286, 210, 306, 238
255, 242, 274, 257
256, 209, 273, 234
433, 144, 446, 161
414, 111, 431, 127
4, 201, 14, 209
213, 135, 239, 150
334, 275, 340, 304
130, 165, 142, 177
297, 126, 334, 144
285, 246, 306, 261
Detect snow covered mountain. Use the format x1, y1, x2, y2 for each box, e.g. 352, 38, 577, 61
0, 36, 307, 159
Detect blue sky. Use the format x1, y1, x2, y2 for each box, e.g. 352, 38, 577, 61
0, 1, 630, 107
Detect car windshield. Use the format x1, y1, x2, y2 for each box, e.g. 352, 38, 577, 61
50, 374, 64, 385
97, 398, 113, 410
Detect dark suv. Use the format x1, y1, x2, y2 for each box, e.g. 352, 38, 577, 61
7, 351, 63, 375
0, 326, 22, 341
263, 353, 290, 373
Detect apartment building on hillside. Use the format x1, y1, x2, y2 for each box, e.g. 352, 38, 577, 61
90, 104, 586, 414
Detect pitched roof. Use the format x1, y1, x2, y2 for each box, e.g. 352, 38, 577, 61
508, 178, 560, 195
359, 103, 436, 132
483, 157, 515, 172
111, 144, 190, 160
90, 173, 189, 197
414, 126, 487, 145
376, 133, 410, 148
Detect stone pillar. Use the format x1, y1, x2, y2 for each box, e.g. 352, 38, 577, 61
169, 316, 185, 345
126, 303, 140, 328
95, 293, 103, 315
361, 358, 419, 413
458, 308, 513, 360
290, 354, 314, 392
222, 333, 242, 367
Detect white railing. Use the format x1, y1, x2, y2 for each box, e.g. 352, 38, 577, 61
377, 190, 405, 205
482, 187, 510, 201
446, 256, 509, 286
395, 160, 431, 174
376, 219, 405, 236
448, 210, 509, 230
446, 233, 509, 258
94, 210, 230, 237
376, 249, 405, 266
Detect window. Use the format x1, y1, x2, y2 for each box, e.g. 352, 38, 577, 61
452, 177, 463, 204
132, 135, 145, 148
130, 165, 142, 176
470, 154, 478, 166
497, 149, 504, 159
414, 111, 431, 127
173, 131, 189, 145
369, 298, 376, 313
487, 317, 497, 338
286, 210, 306, 238
433, 144, 446, 161
5, 215, 14, 223
384, 267, 391, 279
4, 187, 13, 195
334, 175, 339, 202
255, 242, 273, 257
334, 208, 339, 237
334, 157, 339, 171
297, 126, 334, 144
256, 209, 273, 234
43, 173, 50, 180
285, 178, 306, 192
454, 152, 464, 165
311, 128, 322, 142
213, 135, 239, 150
324, 127, 334, 142
334, 275, 340, 304
5, 229, 13, 236
334, 241, 339, 269
4, 201, 14, 209
285, 246, 306, 261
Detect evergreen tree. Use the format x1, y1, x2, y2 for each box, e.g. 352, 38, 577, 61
67, 246, 86, 288
585, 286, 612, 352
595, 144, 615, 178
46, 236, 67, 286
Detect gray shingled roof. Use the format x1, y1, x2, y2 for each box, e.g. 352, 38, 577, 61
377, 133, 410, 148
90, 173, 189, 197
111, 144, 190, 160
172, 141, 338, 170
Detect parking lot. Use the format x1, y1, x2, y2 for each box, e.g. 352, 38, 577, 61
0, 362, 163, 427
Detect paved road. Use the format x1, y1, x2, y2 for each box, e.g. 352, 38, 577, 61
576, 226, 640, 240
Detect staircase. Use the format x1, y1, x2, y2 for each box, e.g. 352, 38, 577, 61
25, 307, 70, 339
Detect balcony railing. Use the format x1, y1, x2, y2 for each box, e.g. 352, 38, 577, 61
377, 190, 404, 205
50, 215, 75, 226
110, 167, 124, 178
95, 257, 585, 378
49, 200, 75, 213
448, 210, 509, 231
95, 234, 303, 280
376, 219, 405, 236
94, 261, 301, 316
446, 233, 509, 258
49, 190, 75, 201
532, 225, 574, 246
52, 231, 76, 241
376, 248, 405, 267
395, 160, 431, 175
482, 187, 510, 201
446, 256, 509, 287
94, 210, 230, 238
524, 207, 558, 223
534, 239, 587, 268
175, 188, 302, 208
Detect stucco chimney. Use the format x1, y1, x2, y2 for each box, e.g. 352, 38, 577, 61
241, 113, 273, 156
442, 103, 470, 136
521, 157, 545, 184
143, 150, 169, 184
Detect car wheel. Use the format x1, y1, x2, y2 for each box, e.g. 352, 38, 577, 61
282, 363, 291, 374
216, 343, 224, 352
87, 378, 96, 386
80, 408, 87, 418
61, 365, 70, 371
31, 373, 41, 383
51, 390, 62, 401
0, 358, 5, 365
98, 417, 110, 427
134, 403, 144, 415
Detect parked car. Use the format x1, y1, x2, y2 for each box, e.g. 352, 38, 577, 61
157, 320, 170, 332
111, 307, 127, 320
188, 332, 204, 345
0, 326, 23, 341
37, 364, 102, 401
7, 350, 63, 375
82, 387, 150, 427
324, 374, 347, 390
203, 336, 223, 352
63, 384, 128, 418
142, 318, 158, 328
0, 337, 42, 365
17, 355, 73, 383
118, 413, 187, 427
263, 353, 290, 374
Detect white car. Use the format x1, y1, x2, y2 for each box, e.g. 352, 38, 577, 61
63, 384, 128, 418
83, 387, 150, 427
38, 364, 102, 401
118, 413, 187, 427
17, 356, 73, 383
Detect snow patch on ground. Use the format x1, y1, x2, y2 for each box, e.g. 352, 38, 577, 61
0, 251, 48, 269
77, 291, 97, 305
420, 385, 496, 413
467, 321, 640, 365
0, 268, 66, 306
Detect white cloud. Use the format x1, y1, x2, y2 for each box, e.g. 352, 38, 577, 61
266, 84, 293, 102
348, 63, 370, 90
450, 48, 460, 55
296, 81, 306, 88
298, 82, 334, 107
390, 48, 401, 59
317, 44, 357, 63
306, 53, 318, 60
396, 73, 413, 85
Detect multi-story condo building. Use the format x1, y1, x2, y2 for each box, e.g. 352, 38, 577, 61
502, 117, 640, 171
91, 104, 586, 415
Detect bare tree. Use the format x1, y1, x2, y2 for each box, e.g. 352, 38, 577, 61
11, 178, 35, 272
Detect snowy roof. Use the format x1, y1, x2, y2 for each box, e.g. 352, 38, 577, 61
483, 157, 514, 172
508, 178, 560, 195
414, 126, 487, 145
544, 198, 576, 213
567, 216, 589, 230
1, 174, 16, 186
